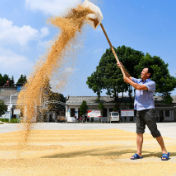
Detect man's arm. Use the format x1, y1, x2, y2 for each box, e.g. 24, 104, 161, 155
124, 77, 148, 90
117, 62, 132, 80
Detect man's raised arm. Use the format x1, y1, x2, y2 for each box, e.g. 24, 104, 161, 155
117, 62, 132, 80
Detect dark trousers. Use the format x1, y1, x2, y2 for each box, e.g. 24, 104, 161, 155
136, 109, 161, 138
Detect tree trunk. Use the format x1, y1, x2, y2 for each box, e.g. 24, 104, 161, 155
129, 85, 133, 108
114, 92, 124, 112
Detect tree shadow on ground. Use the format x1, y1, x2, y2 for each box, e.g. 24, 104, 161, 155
41, 147, 176, 159
143, 151, 175, 159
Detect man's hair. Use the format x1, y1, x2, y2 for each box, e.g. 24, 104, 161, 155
147, 67, 154, 78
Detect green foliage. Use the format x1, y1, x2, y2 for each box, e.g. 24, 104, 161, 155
87, 45, 176, 106
87, 45, 144, 110
97, 98, 105, 115
0, 74, 15, 86
17, 74, 27, 84
98, 102, 104, 112
10, 118, 20, 123
0, 74, 6, 86
161, 93, 173, 104
0, 118, 9, 123
91, 118, 94, 122
0, 100, 7, 116
42, 77, 66, 111
49, 92, 66, 111
113, 107, 118, 111
136, 53, 176, 102
79, 100, 88, 116
3, 74, 9, 81
9, 76, 15, 87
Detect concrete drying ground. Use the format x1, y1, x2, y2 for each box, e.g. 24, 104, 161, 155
0, 123, 176, 176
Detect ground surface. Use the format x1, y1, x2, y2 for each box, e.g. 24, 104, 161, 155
0, 123, 176, 176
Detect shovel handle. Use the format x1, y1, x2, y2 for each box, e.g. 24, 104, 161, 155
100, 23, 126, 78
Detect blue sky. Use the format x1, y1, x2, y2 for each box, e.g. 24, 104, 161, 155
0, 0, 176, 96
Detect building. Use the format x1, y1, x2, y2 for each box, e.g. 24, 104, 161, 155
1, 87, 176, 123
0, 85, 65, 122
0, 86, 20, 120
65, 96, 176, 122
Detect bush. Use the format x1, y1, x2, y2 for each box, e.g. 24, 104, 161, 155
10, 118, 20, 123
0, 100, 7, 116
0, 118, 9, 123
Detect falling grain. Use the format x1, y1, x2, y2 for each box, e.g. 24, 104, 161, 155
17, 5, 94, 144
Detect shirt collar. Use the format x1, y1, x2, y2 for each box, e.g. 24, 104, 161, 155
139, 78, 151, 83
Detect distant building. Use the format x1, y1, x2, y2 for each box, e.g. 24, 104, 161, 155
1, 88, 176, 123
0, 83, 25, 120
0, 85, 65, 122
65, 96, 176, 122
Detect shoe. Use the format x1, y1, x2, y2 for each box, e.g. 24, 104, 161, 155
130, 153, 143, 160
161, 152, 170, 161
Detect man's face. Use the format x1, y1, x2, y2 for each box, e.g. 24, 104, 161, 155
141, 68, 150, 79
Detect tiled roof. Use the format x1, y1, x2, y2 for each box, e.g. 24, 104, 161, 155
1, 95, 176, 106
154, 96, 176, 103
66, 96, 176, 105
66, 96, 115, 105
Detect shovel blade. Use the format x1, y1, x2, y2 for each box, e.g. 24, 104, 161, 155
83, 0, 103, 29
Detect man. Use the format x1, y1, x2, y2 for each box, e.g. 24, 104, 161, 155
117, 62, 170, 161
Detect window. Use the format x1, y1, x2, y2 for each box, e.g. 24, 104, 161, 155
112, 112, 119, 116
165, 110, 170, 117
71, 108, 75, 117
103, 108, 107, 117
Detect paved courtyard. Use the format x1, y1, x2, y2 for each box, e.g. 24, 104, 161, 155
0, 122, 176, 139
0, 122, 175, 176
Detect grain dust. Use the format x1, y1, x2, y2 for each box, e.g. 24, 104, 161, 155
17, 5, 94, 144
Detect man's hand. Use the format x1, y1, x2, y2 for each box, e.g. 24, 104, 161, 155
124, 77, 131, 84
117, 62, 123, 69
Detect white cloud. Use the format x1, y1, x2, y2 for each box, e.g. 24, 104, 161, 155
26, 0, 82, 16
0, 18, 49, 46
0, 47, 33, 78
40, 27, 49, 38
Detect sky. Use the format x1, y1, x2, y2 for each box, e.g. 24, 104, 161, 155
0, 0, 176, 96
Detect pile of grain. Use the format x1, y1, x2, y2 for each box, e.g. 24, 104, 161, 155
0, 129, 176, 176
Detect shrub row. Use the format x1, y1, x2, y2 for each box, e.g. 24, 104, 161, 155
0, 118, 20, 123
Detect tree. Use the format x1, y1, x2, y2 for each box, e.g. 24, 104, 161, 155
42, 77, 66, 111
87, 45, 176, 108
0, 74, 9, 86
0, 74, 6, 86
0, 74, 15, 87
135, 53, 176, 104
0, 100, 7, 116
17, 74, 27, 84
115, 46, 144, 108
48, 92, 66, 111
9, 76, 15, 87
96, 98, 105, 116
87, 46, 144, 110
79, 100, 88, 116
161, 92, 173, 104
3, 74, 9, 81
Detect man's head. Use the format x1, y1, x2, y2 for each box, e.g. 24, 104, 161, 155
141, 67, 154, 80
